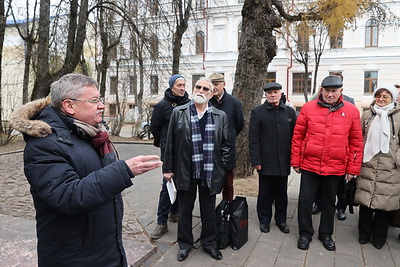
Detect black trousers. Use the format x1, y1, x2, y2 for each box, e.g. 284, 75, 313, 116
298, 171, 342, 238
314, 176, 346, 210
177, 178, 217, 250
257, 174, 288, 225
358, 205, 391, 244
156, 177, 179, 225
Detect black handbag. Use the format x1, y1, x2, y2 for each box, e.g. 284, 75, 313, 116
230, 196, 248, 250
215, 199, 231, 249
344, 177, 357, 214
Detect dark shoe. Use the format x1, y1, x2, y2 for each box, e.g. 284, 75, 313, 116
149, 224, 168, 239
312, 203, 321, 214
358, 236, 370, 244
277, 223, 290, 234
373, 241, 384, 249
177, 249, 190, 261
260, 224, 270, 233
204, 247, 223, 260
169, 213, 179, 223
337, 209, 346, 221
297, 236, 311, 250
318, 235, 336, 251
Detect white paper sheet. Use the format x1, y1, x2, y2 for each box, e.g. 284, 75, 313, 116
166, 180, 177, 204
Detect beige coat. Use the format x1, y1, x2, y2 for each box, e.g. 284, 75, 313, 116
355, 102, 400, 211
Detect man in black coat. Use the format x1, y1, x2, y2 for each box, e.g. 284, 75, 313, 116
9, 73, 162, 266
248, 82, 297, 234
149, 74, 190, 239
163, 77, 230, 262
209, 72, 244, 202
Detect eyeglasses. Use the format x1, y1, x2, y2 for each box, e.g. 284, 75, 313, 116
375, 95, 391, 100
65, 98, 104, 104
194, 85, 211, 92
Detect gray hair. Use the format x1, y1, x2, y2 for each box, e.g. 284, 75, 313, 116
50, 73, 98, 109
195, 77, 213, 89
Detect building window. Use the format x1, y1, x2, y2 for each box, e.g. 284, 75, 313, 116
292, 73, 311, 94
129, 75, 137, 95
266, 72, 276, 83
109, 104, 116, 116
330, 30, 343, 49
150, 0, 159, 16
109, 44, 117, 60
365, 19, 378, 47
196, 31, 205, 55
196, 0, 205, 9
238, 22, 242, 50
150, 75, 159, 94
192, 74, 203, 91
364, 71, 378, 94
150, 34, 158, 59
110, 76, 118, 95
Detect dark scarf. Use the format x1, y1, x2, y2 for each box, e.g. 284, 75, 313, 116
317, 94, 344, 112
189, 101, 215, 188
56, 109, 116, 166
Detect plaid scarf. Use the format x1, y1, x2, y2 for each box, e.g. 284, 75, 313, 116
190, 101, 215, 188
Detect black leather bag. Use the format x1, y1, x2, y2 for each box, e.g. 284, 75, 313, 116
215, 199, 231, 249
230, 196, 248, 250
344, 177, 357, 214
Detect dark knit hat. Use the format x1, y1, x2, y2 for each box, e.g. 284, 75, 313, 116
263, 82, 282, 91
168, 74, 185, 89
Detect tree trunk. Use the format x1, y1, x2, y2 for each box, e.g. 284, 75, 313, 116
31, 0, 50, 100
232, 0, 282, 178
0, 0, 5, 133
171, 0, 192, 74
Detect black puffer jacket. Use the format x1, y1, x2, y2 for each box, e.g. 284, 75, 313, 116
163, 102, 230, 195
10, 100, 134, 267
249, 100, 297, 176
209, 90, 244, 171
150, 88, 190, 160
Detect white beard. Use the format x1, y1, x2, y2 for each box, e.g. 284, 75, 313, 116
193, 93, 208, 104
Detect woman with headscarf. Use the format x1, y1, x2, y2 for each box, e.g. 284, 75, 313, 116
355, 84, 400, 249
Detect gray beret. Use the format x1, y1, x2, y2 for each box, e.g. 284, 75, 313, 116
321, 76, 343, 88
263, 82, 282, 91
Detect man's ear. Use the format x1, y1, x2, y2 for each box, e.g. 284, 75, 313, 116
61, 99, 75, 116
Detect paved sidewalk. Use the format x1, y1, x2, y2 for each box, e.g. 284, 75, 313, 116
1, 143, 400, 266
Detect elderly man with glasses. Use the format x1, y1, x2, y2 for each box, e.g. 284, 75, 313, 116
9, 73, 162, 266
163, 77, 230, 262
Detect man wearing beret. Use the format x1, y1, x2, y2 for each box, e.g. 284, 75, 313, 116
291, 75, 364, 251
149, 74, 190, 239
209, 72, 244, 202
249, 82, 297, 234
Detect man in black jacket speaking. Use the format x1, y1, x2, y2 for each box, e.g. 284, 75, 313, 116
10, 73, 162, 266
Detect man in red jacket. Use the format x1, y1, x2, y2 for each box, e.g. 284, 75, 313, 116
291, 75, 363, 251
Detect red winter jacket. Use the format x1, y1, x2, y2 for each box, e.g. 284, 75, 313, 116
291, 96, 363, 176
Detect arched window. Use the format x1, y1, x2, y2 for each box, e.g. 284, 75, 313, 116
330, 30, 343, 49
150, 34, 158, 59
365, 19, 378, 47
238, 22, 242, 50
196, 31, 205, 55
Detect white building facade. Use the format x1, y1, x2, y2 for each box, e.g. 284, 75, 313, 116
107, 0, 400, 114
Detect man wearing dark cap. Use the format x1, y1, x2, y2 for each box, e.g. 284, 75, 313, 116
149, 74, 190, 239
249, 82, 297, 234
291, 75, 364, 251
209, 72, 244, 202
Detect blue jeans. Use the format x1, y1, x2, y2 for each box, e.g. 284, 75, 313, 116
157, 178, 179, 225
